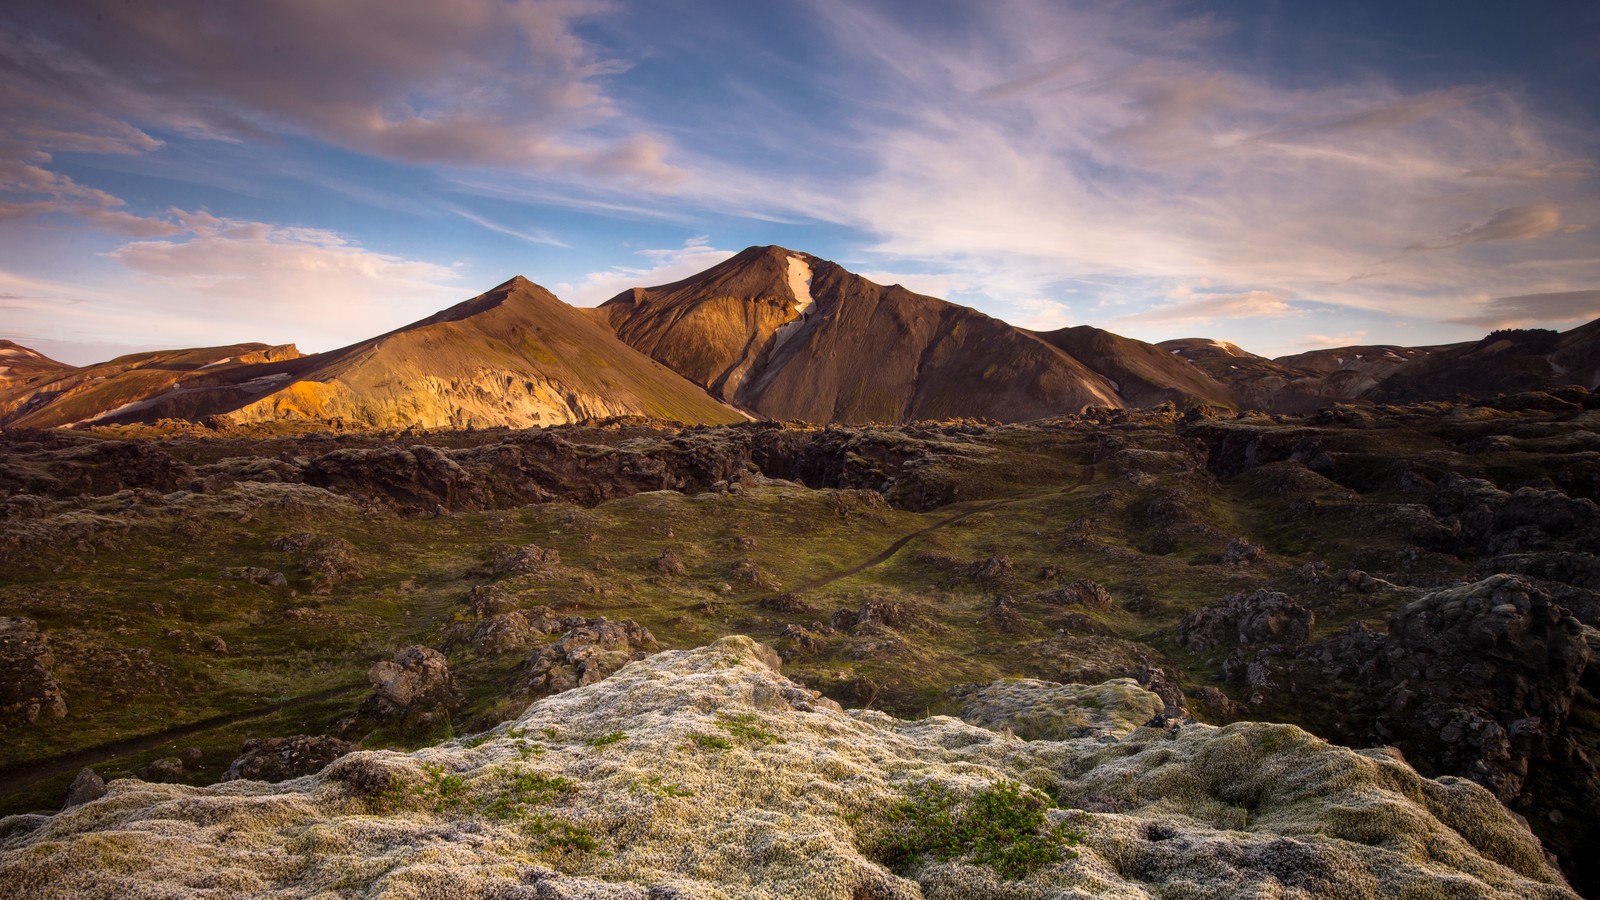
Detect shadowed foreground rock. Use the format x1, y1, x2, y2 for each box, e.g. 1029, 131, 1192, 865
0, 637, 1577, 899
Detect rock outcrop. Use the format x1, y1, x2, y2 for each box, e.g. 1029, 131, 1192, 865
0, 638, 1577, 898
1178, 590, 1316, 652
521, 617, 659, 697
355, 645, 463, 735
0, 617, 66, 728
223, 735, 354, 783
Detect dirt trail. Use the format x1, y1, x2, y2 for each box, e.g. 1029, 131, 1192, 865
0, 683, 363, 802
780, 464, 1095, 596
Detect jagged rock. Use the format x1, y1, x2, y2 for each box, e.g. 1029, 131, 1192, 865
223, 735, 353, 783
730, 558, 780, 591
830, 600, 925, 635
62, 769, 105, 809
1190, 686, 1242, 722
988, 594, 1025, 634
1381, 575, 1591, 802
760, 592, 815, 615
778, 622, 828, 657
137, 757, 185, 782
1222, 536, 1266, 566
1178, 590, 1316, 652
1032, 578, 1113, 609
487, 543, 561, 577
470, 606, 561, 655
0, 617, 67, 728
0, 638, 1576, 899
954, 677, 1165, 740
654, 548, 687, 576
272, 533, 362, 593
521, 617, 658, 697
970, 554, 1015, 581
464, 583, 516, 618
219, 566, 288, 587
359, 645, 463, 734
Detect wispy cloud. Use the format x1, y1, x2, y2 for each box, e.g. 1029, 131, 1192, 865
1399, 203, 1575, 255
556, 237, 736, 306
1444, 290, 1600, 328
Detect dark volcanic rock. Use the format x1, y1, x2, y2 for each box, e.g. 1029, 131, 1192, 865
1380, 575, 1590, 801
0, 617, 67, 728
1178, 591, 1315, 652
62, 769, 105, 809
470, 607, 561, 655
224, 735, 353, 783
359, 645, 463, 733
521, 617, 658, 697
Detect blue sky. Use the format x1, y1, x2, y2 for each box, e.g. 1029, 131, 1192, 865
2, 0, 1596, 364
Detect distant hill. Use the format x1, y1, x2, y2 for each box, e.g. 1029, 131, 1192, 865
0, 341, 74, 393
1, 278, 745, 430
599, 245, 1122, 423
1033, 326, 1237, 409
1367, 323, 1600, 403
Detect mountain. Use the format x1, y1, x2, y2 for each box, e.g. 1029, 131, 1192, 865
2, 278, 745, 430
599, 246, 1122, 423
1158, 337, 1448, 413
0, 341, 74, 393
1367, 323, 1600, 403
1033, 326, 1237, 409
0, 342, 303, 428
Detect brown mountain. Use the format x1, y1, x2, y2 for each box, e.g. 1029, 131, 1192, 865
1157, 338, 1437, 413
0, 341, 74, 392
599, 246, 1121, 423
1367, 322, 1600, 403
3, 278, 745, 430
0, 342, 303, 428
1033, 326, 1237, 409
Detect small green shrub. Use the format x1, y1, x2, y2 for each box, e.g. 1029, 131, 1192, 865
877, 780, 1083, 880
687, 732, 733, 751
586, 731, 627, 748
714, 712, 785, 746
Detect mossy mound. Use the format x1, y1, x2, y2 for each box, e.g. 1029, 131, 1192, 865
0, 637, 1575, 898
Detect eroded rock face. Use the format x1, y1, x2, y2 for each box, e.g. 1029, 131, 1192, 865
0, 617, 66, 728
223, 735, 353, 783
359, 645, 463, 733
521, 617, 659, 697
0, 638, 1577, 899
1178, 590, 1316, 652
1381, 575, 1591, 802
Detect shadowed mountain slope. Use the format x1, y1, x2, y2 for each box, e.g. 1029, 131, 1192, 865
1033, 326, 1237, 409
600, 246, 1122, 423
1368, 322, 1600, 403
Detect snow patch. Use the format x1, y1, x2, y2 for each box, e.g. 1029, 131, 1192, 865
785, 254, 814, 316
768, 255, 817, 357
200, 357, 233, 368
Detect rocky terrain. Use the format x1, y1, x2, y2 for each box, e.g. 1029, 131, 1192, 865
0, 637, 1579, 898
1, 385, 1599, 895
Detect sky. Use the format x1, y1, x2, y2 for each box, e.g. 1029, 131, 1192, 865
1, 0, 1597, 365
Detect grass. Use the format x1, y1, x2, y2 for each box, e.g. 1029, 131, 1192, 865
0, 409, 1544, 819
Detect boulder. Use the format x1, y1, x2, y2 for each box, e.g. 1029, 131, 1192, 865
62, 769, 105, 809
361, 645, 463, 733
0, 617, 67, 728
223, 734, 353, 783
522, 617, 659, 697
1178, 590, 1316, 652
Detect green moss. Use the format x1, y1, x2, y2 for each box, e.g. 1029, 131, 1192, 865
876, 780, 1084, 880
